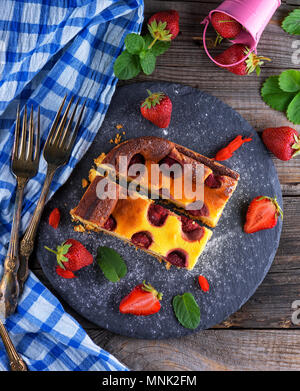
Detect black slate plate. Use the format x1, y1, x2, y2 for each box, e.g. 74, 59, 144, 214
35, 82, 282, 339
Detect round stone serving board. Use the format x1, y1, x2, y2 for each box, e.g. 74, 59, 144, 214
35, 82, 282, 339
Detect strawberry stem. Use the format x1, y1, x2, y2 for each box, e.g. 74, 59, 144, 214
142, 280, 163, 300
257, 196, 283, 220
148, 36, 158, 50
44, 246, 57, 255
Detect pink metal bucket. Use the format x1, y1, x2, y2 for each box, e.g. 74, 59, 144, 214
201, 0, 281, 67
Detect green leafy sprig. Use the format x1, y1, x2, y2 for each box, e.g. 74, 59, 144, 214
172, 292, 201, 329
282, 8, 300, 35
113, 31, 171, 80
261, 70, 300, 124
96, 246, 127, 283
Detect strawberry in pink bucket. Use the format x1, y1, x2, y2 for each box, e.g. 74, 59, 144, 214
202, 0, 281, 73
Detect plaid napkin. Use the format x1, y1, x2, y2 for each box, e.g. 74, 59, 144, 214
0, 0, 143, 371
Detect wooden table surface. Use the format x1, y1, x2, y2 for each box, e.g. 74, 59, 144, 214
33, 0, 300, 371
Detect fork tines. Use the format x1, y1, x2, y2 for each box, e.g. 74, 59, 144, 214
45, 95, 86, 152
12, 105, 40, 179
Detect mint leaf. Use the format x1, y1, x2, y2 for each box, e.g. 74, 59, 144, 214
261, 75, 295, 112
282, 9, 300, 35
151, 40, 171, 56
173, 292, 200, 329
125, 33, 144, 55
140, 51, 156, 75
96, 246, 127, 283
287, 91, 300, 124
113, 50, 141, 80
279, 70, 300, 92
143, 34, 153, 49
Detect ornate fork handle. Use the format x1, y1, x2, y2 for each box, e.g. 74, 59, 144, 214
18, 166, 56, 293
0, 320, 27, 371
0, 178, 27, 317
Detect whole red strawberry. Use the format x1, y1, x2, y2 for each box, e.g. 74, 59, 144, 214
119, 281, 163, 316
214, 44, 270, 76
262, 127, 300, 161
148, 10, 179, 41
141, 90, 172, 128
244, 196, 283, 234
45, 239, 93, 278
211, 12, 242, 39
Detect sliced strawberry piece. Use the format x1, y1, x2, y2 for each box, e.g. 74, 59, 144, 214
119, 281, 162, 316
198, 275, 209, 292
49, 208, 61, 229
56, 266, 76, 279
244, 196, 283, 234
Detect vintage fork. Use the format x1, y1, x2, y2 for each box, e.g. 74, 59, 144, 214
0, 105, 40, 372
18, 96, 86, 293
0, 105, 40, 318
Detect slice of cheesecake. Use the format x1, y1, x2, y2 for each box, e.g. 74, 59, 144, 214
92, 136, 240, 227
71, 176, 212, 270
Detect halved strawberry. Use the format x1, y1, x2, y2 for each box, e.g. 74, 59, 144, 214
244, 196, 283, 234
119, 281, 162, 316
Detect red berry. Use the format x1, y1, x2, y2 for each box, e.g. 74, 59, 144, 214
56, 266, 76, 279
214, 44, 270, 76
148, 10, 179, 40
262, 127, 300, 161
211, 12, 242, 39
49, 208, 60, 229
244, 196, 283, 234
198, 275, 209, 292
119, 281, 162, 316
45, 239, 93, 274
140, 90, 172, 128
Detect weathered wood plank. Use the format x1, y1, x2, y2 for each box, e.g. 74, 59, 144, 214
87, 329, 300, 371
31, 197, 300, 330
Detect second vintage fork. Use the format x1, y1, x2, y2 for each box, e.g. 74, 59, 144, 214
0, 106, 40, 318
18, 96, 85, 293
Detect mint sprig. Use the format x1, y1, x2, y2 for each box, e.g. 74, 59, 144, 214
282, 8, 300, 35
261, 70, 300, 124
114, 28, 173, 80
172, 292, 201, 329
96, 246, 127, 283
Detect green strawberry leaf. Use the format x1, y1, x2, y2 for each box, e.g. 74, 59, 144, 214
282, 9, 300, 35
261, 75, 295, 112
125, 33, 144, 55
279, 70, 300, 92
287, 91, 300, 124
96, 246, 127, 283
140, 51, 156, 75
172, 292, 200, 329
113, 50, 141, 80
60, 243, 72, 255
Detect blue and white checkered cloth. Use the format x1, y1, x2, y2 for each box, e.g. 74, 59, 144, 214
0, 0, 143, 371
